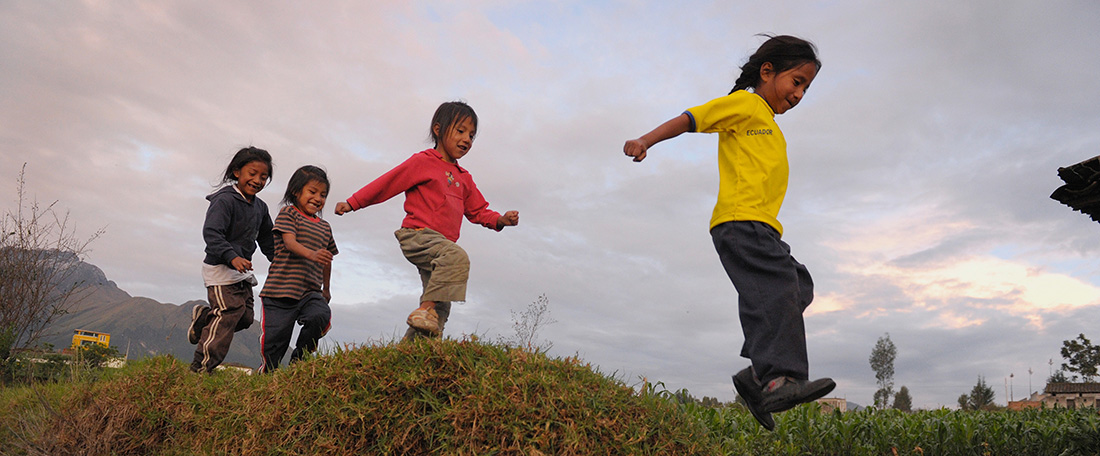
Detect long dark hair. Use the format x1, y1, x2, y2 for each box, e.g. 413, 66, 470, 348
282, 165, 330, 212
221, 146, 273, 184
730, 35, 821, 94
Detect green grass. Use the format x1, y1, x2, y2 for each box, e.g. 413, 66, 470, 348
0, 338, 720, 455
3, 339, 1098, 455
680, 399, 1100, 456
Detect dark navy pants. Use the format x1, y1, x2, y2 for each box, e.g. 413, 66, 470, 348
258, 291, 331, 373
711, 221, 813, 383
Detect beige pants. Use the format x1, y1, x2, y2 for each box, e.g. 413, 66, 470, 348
396, 228, 467, 340
395, 227, 470, 304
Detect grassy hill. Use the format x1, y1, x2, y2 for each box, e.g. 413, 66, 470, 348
0, 338, 721, 455
5, 339, 1099, 455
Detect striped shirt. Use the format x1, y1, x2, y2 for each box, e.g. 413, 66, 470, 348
260, 206, 338, 299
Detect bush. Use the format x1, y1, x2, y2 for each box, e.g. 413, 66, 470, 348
74, 344, 121, 370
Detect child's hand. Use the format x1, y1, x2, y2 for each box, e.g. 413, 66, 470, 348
334, 201, 352, 215
230, 257, 253, 273
497, 210, 519, 229
309, 248, 334, 266
623, 139, 648, 162
322, 289, 332, 302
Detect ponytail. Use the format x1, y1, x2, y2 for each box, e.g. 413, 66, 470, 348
730, 60, 764, 94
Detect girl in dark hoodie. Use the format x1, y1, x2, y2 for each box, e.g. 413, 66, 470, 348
188, 147, 275, 373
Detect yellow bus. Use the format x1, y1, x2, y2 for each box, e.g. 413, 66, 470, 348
71, 329, 110, 349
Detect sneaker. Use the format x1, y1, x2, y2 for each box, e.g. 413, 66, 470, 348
406, 308, 440, 336
760, 376, 836, 414
187, 304, 211, 344
733, 367, 775, 431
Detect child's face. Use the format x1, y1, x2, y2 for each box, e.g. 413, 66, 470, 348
295, 179, 328, 216
756, 62, 818, 115
435, 116, 476, 163
234, 160, 270, 199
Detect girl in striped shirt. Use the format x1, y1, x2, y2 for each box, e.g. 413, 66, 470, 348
258, 165, 339, 372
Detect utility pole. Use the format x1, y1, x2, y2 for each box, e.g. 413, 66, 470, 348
1028, 367, 1033, 397
1009, 373, 1014, 402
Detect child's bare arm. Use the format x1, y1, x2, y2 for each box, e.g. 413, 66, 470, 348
496, 210, 519, 229
623, 113, 692, 162
280, 232, 334, 266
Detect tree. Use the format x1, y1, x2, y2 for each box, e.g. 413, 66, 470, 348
0, 164, 102, 352
959, 376, 997, 411
1048, 369, 1070, 384
672, 389, 697, 405
1060, 334, 1100, 382
869, 333, 897, 409
0, 325, 15, 383
892, 385, 913, 412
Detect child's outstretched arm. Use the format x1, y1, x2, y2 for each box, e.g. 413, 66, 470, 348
335, 154, 426, 216
496, 210, 519, 229
623, 113, 691, 162
460, 177, 514, 232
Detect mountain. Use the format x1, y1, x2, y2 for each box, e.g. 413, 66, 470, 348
40, 260, 263, 369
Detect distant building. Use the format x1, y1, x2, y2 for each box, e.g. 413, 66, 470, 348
1008, 383, 1100, 410
817, 397, 847, 413
1040, 383, 1100, 410
70, 329, 110, 349
1006, 392, 1043, 411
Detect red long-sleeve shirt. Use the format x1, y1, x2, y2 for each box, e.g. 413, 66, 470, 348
345, 149, 502, 242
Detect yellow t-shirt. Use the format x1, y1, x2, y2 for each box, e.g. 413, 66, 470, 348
686, 91, 788, 235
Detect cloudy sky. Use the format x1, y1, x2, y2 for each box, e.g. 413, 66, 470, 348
4, 1, 1100, 409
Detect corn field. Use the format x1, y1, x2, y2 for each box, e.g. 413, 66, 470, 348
680, 401, 1100, 456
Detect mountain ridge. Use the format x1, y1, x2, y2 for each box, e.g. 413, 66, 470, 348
41, 259, 263, 368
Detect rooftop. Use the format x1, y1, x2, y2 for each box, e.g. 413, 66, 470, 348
1045, 382, 1100, 394
1051, 155, 1100, 223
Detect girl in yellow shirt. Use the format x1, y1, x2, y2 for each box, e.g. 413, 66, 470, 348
623, 34, 834, 431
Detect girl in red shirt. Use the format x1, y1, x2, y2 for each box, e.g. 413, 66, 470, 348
335, 101, 519, 339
